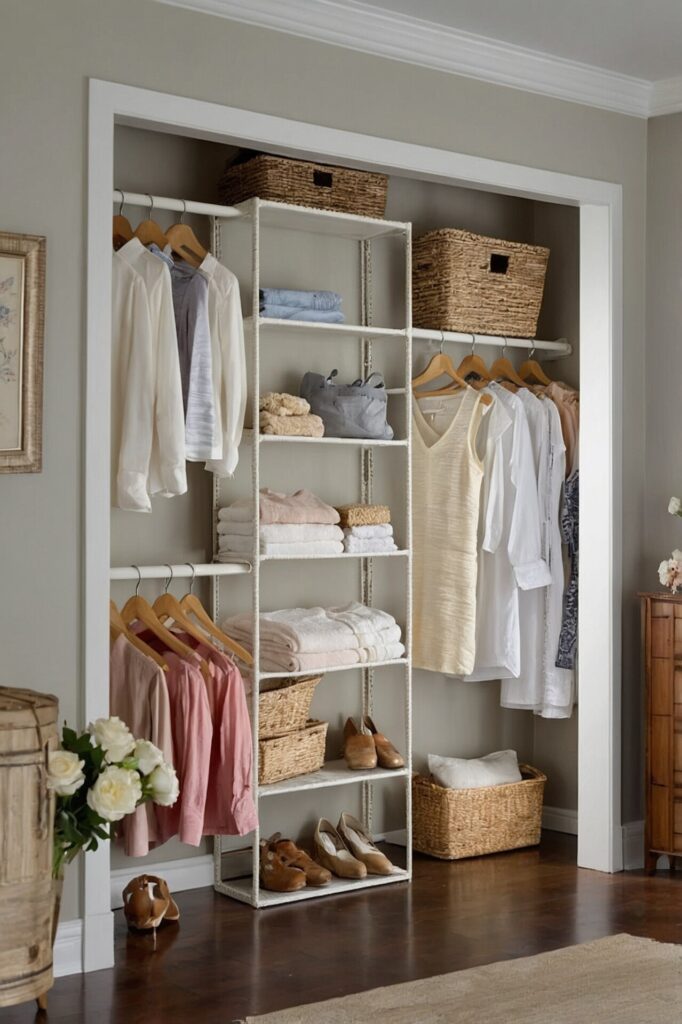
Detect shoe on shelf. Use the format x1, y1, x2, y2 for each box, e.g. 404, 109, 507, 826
122, 874, 174, 931
312, 818, 367, 879
259, 838, 307, 892
343, 717, 378, 770
363, 715, 405, 770
337, 812, 395, 876
269, 832, 332, 887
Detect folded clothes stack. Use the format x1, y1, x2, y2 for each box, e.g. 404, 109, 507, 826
222, 602, 405, 673
259, 392, 324, 437
343, 523, 397, 554
217, 488, 343, 560
259, 288, 345, 324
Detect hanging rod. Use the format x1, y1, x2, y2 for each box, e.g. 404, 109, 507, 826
113, 190, 241, 220
413, 327, 571, 357
110, 562, 251, 581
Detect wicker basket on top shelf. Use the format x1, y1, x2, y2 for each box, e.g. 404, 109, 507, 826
219, 154, 388, 218
412, 764, 546, 860
412, 229, 549, 338
257, 675, 323, 740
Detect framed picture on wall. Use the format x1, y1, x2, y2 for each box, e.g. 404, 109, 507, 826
0, 231, 45, 473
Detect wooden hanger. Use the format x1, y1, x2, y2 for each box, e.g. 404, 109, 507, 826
113, 190, 133, 252
134, 194, 170, 249
456, 334, 494, 387
519, 346, 554, 386
110, 599, 168, 670
152, 566, 223, 657
120, 569, 206, 673
166, 200, 207, 269
179, 564, 254, 668
412, 338, 492, 405
490, 339, 527, 389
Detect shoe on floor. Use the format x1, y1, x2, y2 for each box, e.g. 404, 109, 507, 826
363, 715, 405, 769
337, 812, 395, 876
259, 839, 307, 892
343, 717, 378, 770
270, 833, 332, 887
122, 874, 171, 931
313, 818, 367, 879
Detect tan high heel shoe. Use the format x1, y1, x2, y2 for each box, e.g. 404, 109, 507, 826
337, 812, 395, 876
363, 715, 405, 769
343, 717, 377, 770
312, 818, 367, 879
122, 874, 173, 932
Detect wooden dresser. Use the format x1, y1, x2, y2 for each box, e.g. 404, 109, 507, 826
641, 592, 682, 871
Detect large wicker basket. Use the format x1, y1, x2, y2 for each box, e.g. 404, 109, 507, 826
412, 229, 549, 338
219, 154, 388, 219
258, 719, 328, 786
412, 764, 546, 860
257, 675, 322, 739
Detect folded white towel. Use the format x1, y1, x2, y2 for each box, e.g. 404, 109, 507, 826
326, 602, 399, 642
238, 642, 362, 674
219, 530, 343, 554
358, 641, 405, 662
344, 524, 394, 539
260, 541, 344, 558
245, 524, 343, 542
217, 520, 253, 536
343, 536, 398, 554
218, 534, 254, 554
222, 607, 360, 654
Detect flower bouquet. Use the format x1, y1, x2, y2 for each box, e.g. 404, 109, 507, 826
48, 715, 178, 878
660, 498, 682, 593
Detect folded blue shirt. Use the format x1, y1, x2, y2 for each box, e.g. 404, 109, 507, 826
259, 288, 342, 311
260, 304, 345, 323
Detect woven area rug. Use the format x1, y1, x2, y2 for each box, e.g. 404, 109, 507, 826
245, 934, 682, 1023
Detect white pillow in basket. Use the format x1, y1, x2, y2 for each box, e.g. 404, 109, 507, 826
428, 750, 522, 790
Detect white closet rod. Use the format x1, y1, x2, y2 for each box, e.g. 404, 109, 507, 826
110, 563, 251, 581
113, 190, 241, 220
413, 327, 571, 356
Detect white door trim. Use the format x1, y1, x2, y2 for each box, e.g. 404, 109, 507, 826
86, 77, 622, 971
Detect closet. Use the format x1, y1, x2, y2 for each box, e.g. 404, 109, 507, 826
109, 124, 580, 908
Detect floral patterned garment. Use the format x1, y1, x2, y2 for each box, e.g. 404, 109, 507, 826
556, 470, 579, 670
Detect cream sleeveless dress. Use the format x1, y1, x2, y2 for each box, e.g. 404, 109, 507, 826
412, 389, 485, 676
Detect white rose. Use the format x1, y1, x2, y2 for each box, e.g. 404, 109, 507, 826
47, 750, 85, 796
669, 497, 681, 516
148, 762, 179, 807
87, 765, 142, 821
88, 716, 135, 764
659, 559, 672, 586
134, 739, 164, 776
673, 550, 682, 563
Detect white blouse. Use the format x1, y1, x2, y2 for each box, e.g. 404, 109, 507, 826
113, 239, 186, 509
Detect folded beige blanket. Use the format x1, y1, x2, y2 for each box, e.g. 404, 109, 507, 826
260, 411, 324, 437
218, 489, 339, 525
336, 503, 391, 527
259, 392, 310, 417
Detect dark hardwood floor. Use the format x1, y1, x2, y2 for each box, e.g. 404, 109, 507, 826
3, 833, 682, 1024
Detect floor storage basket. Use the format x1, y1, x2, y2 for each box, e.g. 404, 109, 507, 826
412, 229, 549, 338
219, 155, 388, 219
258, 719, 328, 785
257, 675, 322, 740
412, 764, 546, 860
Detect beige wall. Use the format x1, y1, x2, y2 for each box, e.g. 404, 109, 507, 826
0, 0, 648, 919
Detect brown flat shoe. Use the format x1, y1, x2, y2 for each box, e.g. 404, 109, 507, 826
343, 717, 377, 770
259, 839, 306, 892
337, 812, 395, 876
122, 874, 170, 931
270, 834, 332, 887
364, 715, 405, 769
313, 818, 367, 879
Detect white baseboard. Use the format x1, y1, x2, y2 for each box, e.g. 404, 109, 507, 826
622, 820, 645, 870
382, 828, 408, 847
110, 853, 215, 909
53, 919, 83, 978
542, 805, 578, 835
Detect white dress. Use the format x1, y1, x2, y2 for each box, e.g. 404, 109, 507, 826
412, 389, 485, 676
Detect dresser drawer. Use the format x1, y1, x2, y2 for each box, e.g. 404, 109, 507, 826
651, 716, 671, 785
651, 784, 671, 849
651, 616, 673, 658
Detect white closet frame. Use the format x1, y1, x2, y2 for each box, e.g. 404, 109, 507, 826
85, 79, 623, 974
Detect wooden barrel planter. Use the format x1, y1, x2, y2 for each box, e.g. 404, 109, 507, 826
0, 687, 59, 1009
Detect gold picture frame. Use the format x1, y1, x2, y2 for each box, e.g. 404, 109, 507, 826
0, 232, 45, 473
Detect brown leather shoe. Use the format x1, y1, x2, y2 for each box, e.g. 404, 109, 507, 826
259, 839, 306, 892
122, 874, 170, 931
312, 818, 367, 879
271, 834, 332, 887
337, 812, 395, 876
364, 715, 405, 769
343, 717, 377, 770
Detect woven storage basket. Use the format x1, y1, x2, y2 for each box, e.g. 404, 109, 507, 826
412, 229, 549, 338
412, 764, 546, 860
258, 719, 328, 785
219, 155, 388, 218
257, 675, 322, 740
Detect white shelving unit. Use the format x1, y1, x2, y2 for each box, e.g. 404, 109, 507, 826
212, 197, 414, 908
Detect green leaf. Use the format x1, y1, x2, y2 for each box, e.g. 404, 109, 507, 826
61, 726, 78, 749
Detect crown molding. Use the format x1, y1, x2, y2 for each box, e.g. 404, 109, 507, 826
156, 0, 654, 118
650, 76, 682, 117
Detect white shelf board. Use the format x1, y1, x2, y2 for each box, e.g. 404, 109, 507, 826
242, 199, 409, 241
222, 868, 410, 908
253, 431, 407, 447
249, 317, 407, 339
259, 759, 408, 797
259, 549, 408, 562
259, 658, 407, 680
